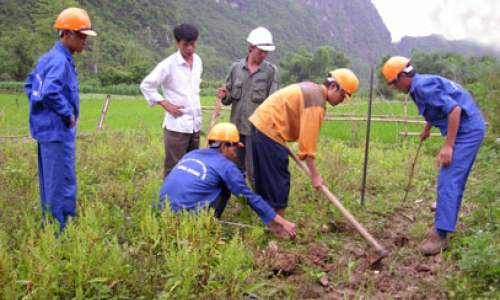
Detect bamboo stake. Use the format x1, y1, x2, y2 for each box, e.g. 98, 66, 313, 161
404, 94, 408, 144
324, 117, 427, 124
219, 220, 269, 231
361, 66, 375, 206
326, 113, 421, 119
96, 95, 111, 134
204, 86, 224, 149
399, 132, 442, 137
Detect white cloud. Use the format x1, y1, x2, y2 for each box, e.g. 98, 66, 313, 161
371, 0, 499, 50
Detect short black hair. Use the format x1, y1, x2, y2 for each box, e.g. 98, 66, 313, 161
173, 24, 198, 42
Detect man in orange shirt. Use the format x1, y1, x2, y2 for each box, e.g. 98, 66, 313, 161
249, 69, 359, 237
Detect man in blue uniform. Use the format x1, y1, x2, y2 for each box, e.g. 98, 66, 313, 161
25, 8, 97, 233
158, 122, 298, 238
382, 56, 485, 255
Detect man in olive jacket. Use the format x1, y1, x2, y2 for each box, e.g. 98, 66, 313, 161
216, 26, 279, 190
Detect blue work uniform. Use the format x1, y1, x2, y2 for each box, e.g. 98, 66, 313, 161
158, 148, 277, 224
25, 41, 79, 233
410, 74, 485, 233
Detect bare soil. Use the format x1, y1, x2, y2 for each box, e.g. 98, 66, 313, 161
251, 206, 452, 299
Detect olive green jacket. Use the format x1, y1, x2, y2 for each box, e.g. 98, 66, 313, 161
222, 58, 279, 136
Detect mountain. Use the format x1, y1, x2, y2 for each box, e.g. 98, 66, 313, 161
394, 34, 500, 58
0, 0, 497, 86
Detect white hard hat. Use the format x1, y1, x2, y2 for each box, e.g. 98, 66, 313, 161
247, 27, 275, 52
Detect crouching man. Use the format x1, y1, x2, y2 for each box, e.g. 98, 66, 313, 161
157, 122, 297, 238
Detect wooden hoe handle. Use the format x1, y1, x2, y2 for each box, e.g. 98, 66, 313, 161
287, 148, 387, 256
204, 95, 223, 149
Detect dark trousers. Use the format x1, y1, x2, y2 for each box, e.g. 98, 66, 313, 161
234, 134, 254, 187
251, 125, 290, 208
209, 187, 232, 219
163, 129, 200, 179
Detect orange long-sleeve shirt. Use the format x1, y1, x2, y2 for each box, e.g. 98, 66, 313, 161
249, 82, 327, 160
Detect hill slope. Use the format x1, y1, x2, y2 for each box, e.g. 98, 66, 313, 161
0, 0, 497, 84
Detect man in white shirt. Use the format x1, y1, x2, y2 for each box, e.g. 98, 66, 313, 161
140, 24, 203, 179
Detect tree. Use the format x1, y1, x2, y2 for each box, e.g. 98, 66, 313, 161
410, 49, 453, 79
375, 54, 395, 99
279, 46, 351, 86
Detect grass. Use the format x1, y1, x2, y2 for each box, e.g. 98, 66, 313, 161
1, 92, 498, 299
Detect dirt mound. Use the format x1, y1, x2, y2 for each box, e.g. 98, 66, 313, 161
251, 207, 451, 299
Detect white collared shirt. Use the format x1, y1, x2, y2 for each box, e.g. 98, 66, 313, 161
140, 50, 203, 133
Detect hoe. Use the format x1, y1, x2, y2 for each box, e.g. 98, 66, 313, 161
287, 147, 388, 266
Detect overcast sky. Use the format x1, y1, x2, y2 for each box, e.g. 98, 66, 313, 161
371, 0, 499, 50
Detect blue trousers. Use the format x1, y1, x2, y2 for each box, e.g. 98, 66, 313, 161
38, 141, 77, 232
435, 130, 484, 232
251, 125, 290, 208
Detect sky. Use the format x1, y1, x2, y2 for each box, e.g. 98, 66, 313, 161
371, 0, 500, 50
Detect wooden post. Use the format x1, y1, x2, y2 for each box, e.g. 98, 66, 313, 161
404, 94, 408, 144
96, 94, 111, 134
361, 66, 374, 206
204, 89, 223, 148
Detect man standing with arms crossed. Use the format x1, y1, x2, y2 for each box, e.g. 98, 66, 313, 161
141, 24, 203, 179
25, 8, 97, 233
217, 26, 279, 190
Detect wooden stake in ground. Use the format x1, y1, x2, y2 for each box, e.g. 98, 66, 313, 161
403, 140, 423, 202
361, 66, 374, 206
96, 94, 111, 134
404, 94, 408, 144
204, 86, 224, 148
287, 147, 388, 259
219, 220, 269, 231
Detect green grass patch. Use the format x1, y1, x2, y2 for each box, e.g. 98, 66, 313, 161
1, 92, 498, 298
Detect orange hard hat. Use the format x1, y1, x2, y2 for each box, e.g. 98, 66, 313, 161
54, 8, 97, 36
382, 56, 411, 89
208, 123, 244, 147
328, 68, 359, 102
